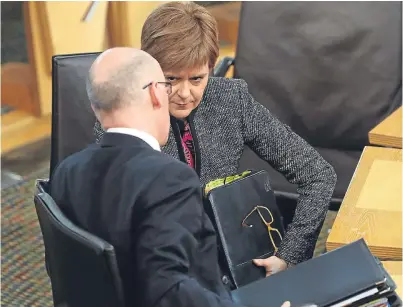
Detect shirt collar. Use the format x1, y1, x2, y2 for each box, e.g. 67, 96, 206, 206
106, 128, 161, 152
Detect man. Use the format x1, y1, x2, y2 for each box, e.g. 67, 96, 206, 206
51, 47, 292, 307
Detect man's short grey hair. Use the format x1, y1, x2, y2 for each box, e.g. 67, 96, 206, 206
86, 56, 149, 112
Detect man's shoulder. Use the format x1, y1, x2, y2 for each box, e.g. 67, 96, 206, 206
126, 150, 201, 198
133, 150, 196, 177
53, 144, 98, 172
50, 145, 99, 197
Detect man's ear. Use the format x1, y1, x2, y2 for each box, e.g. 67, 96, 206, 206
90, 104, 103, 126
149, 82, 162, 109
91, 104, 99, 120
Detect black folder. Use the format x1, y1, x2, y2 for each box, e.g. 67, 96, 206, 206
204, 170, 285, 289
231, 239, 399, 307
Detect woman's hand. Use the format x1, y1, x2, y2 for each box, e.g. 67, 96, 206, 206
253, 256, 287, 277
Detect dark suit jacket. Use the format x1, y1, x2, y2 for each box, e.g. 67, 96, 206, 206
50, 132, 243, 307
95, 77, 337, 265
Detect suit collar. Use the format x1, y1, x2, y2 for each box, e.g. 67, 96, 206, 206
106, 128, 160, 151
100, 132, 156, 151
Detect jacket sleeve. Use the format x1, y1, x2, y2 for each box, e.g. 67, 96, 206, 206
134, 162, 243, 307
238, 79, 337, 265
93, 119, 104, 144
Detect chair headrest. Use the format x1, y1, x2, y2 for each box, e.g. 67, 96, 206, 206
50, 52, 100, 178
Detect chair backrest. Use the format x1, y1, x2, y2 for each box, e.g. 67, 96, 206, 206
34, 192, 125, 307
50, 53, 100, 178
235, 2, 402, 151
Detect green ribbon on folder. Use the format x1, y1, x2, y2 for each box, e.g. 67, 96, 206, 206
204, 170, 252, 195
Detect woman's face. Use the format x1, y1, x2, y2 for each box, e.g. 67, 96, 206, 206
164, 63, 210, 119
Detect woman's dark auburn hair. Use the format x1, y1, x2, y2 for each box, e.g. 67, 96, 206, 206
141, 1, 219, 71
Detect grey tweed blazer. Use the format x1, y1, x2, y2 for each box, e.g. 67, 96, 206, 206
94, 77, 337, 265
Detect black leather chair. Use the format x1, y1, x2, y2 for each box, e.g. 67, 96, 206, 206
34, 181, 125, 307
50, 53, 100, 180
217, 2, 402, 218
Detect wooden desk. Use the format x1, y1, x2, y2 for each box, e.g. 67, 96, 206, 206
1, 110, 51, 154
369, 107, 402, 148
382, 261, 402, 297
327, 146, 402, 260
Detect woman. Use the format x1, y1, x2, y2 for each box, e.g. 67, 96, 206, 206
94, 1, 336, 274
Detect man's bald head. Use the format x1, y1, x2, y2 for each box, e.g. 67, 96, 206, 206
87, 47, 163, 112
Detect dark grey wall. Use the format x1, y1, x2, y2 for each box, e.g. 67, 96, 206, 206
1, 1, 27, 63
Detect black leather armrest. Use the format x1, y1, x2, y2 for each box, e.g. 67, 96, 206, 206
213, 56, 235, 77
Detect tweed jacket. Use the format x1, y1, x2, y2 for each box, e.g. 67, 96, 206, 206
94, 77, 337, 265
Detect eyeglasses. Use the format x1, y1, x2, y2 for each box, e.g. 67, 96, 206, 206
142, 81, 172, 95
242, 205, 283, 253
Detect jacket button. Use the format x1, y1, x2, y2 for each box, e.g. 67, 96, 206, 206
222, 275, 229, 285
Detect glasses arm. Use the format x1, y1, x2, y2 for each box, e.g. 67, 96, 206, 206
242, 206, 258, 227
